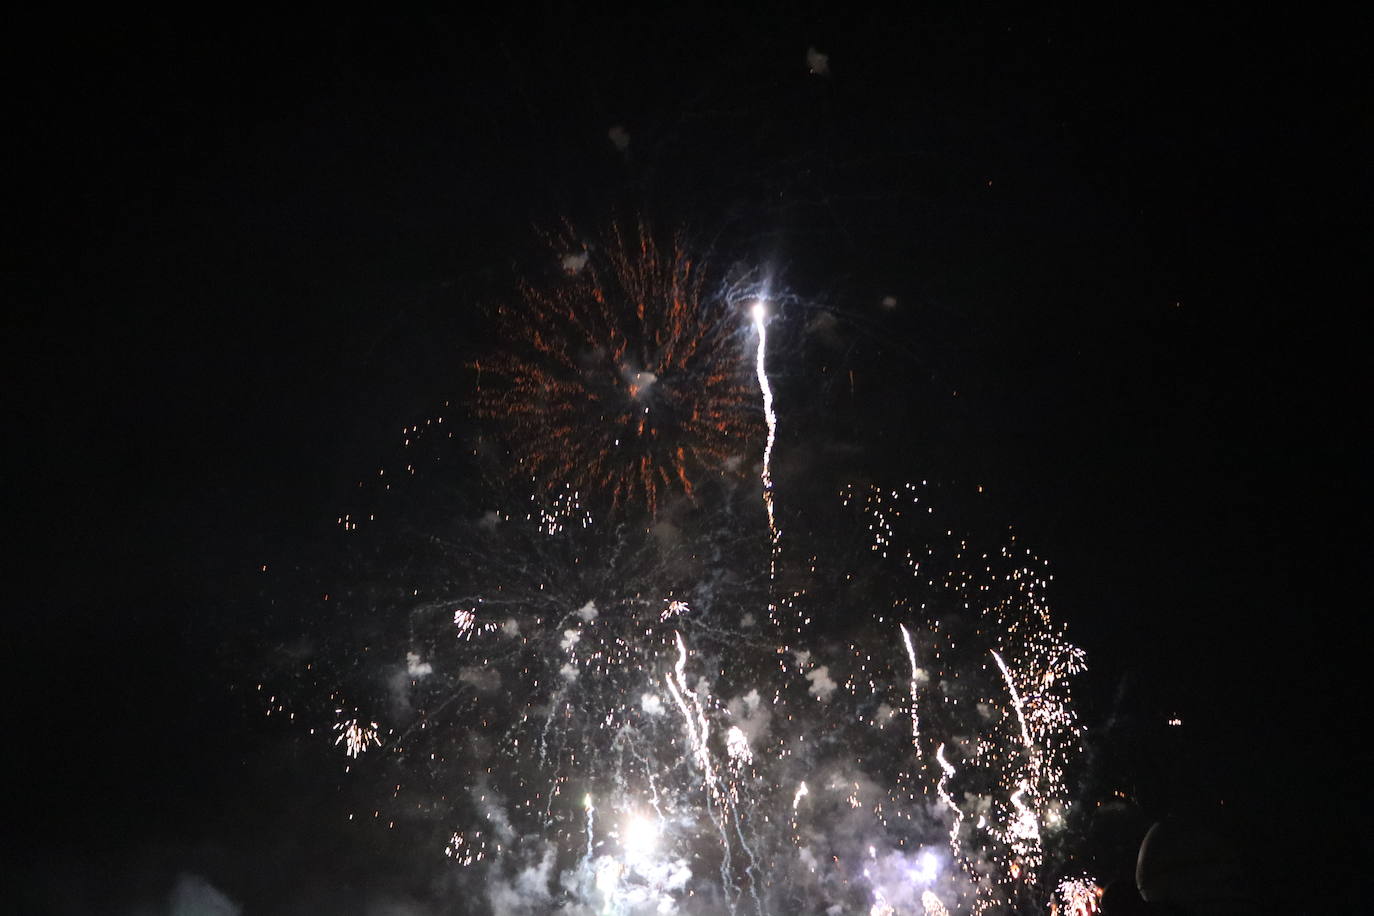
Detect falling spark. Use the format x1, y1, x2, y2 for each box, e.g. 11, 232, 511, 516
665, 631, 717, 791
935, 743, 964, 864
1055, 876, 1103, 915
334, 715, 381, 758
900, 623, 922, 750
991, 649, 1032, 753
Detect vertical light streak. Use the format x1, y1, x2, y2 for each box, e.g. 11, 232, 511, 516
990, 650, 1031, 753
665, 631, 717, 792
751, 302, 779, 581
664, 630, 749, 910
992, 649, 1043, 885
899, 623, 922, 750
934, 743, 964, 864
584, 793, 596, 861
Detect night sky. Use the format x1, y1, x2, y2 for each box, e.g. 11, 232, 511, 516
8, 7, 1369, 914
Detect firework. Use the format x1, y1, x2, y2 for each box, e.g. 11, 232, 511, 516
275, 259, 1100, 913
794, 482, 1089, 913
285, 477, 1094, 914
1053, 877, 1103, 915
286, 471, 780, 905
473, 223, 761, 516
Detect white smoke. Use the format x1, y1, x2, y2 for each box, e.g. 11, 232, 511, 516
727, 688, 771, 742
806, 46, 830, 76
459, 665, 501, 692
806, 665, 837, 701
485, 845, 555, 915
385, 651, 434, 716
804, 309, 843, 348
168, 873, 239, 916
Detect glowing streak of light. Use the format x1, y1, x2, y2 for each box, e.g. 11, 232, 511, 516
665, 631, 717, 791
584, 793, 595, 861
993, 648, 1044, 883
752, 302, 779, 580
900, 623, 922, 750
991, 650, 1031, 753
934, 743, 964, 866
664, 632, 752, 909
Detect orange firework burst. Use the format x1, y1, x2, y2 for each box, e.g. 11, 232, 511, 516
474, 223, 759, 515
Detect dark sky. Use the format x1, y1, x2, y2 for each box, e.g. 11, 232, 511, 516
8, 6, 1369, 913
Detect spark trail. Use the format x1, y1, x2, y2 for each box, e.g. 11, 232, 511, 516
751, 301, 779, 592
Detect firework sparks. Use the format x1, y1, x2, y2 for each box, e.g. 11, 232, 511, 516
278, 271, 1096, 915
473, 223, 760, 515
1054, 877, 1103, 915
333, 714, 381, 758
286, 471, 1091, 914
664, 631, 718, 791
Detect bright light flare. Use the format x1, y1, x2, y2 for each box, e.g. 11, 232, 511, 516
621, 812, 660, 860
913, 848, 940, 884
